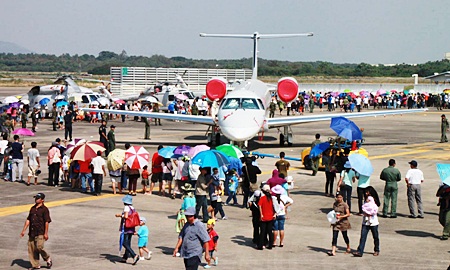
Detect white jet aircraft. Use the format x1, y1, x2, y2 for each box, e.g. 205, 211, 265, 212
82, 32, 426, 146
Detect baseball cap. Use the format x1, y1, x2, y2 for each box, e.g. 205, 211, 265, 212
184, 207, 196, 216
207, 219, 216, 225
140, 217, 146, 223
34, 193, 45, 199
409, 160, 418, 167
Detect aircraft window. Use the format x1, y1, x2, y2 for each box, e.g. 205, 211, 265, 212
242, 98, 260, 110
257, 99, 264, 109
89, 95, 98, 102
184, 92, 195, 99
81, 95, 89, 103
222, 98, 240, 109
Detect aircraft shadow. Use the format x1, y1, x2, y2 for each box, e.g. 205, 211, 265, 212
230, 235, 254, 247
10, 258, 31, 269
395, 230, 440, 239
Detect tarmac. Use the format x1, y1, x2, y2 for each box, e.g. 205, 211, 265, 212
1, 87, 449, 269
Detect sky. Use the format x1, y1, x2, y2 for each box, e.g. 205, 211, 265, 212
1, 0, 448, 64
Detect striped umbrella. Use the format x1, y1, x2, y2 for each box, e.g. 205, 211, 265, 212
125, 146, 150, 169
70, 142, 105, 161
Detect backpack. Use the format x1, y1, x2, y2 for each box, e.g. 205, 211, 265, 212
125, 208, 140, 228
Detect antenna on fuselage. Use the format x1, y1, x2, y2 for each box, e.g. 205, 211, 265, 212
199, 32, 313, 79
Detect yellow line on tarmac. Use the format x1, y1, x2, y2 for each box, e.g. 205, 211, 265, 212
0, 194, 117, 217
368, 149, 430, 160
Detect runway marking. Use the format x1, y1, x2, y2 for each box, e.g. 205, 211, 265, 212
0, 194, 116, 217
368, 149, 429, 160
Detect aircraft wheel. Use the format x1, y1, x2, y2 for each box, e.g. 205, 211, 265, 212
279, 134, 285, 146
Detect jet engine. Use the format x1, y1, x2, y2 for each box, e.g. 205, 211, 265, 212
206, 77, 227, 101
277, 77, 298, 103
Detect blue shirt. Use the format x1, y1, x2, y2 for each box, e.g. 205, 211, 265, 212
137, 225, 149, 239
179, 219, 210, 259
181, 197, 196, 211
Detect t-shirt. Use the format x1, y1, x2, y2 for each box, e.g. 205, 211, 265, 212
275, 159, 290, 177
208, 229, 219, 251
90, 156, 105, 174
142, 170, 149, 179
11, 142, 23, 159
0, 139, 8, 155
405, 168, 424, 185
272, 195, 294, 216
79, 160, 92, 174
258, 195, 275, 222
357, 174, 370, 188
152, 153, 164, 173
340, 170, 355, 187
27, 148, 40, 167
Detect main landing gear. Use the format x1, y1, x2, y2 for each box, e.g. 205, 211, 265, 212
279, 126, 293, 146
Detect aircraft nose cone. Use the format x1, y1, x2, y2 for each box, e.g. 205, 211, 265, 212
218, 110, 265, 141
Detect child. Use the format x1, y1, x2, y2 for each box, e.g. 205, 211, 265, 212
204, 219, 219, 269
62, 154, 69, 183
141, 165, 150, 194
136, 217, 152, 260
109, 168, 121, 194
225, 169, 239, 205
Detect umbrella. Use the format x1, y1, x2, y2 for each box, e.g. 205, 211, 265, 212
56, 100, 69, 107
3, 96, 19, 104
191, 150, 230, 168
145, 96, 159, 103
330, 117, 362, 141
330, 92, 339, 97
348, 153, 373, 176
107, 149, 126, 171
114, 99, 126, 104
21, 99, 30, 105
55, 94, 65, 100
174, 145, 191, 156
9, 102, 21, 108
376, 89, 386, 96
158, 146, 177, 159
125, 146, 150, 169
70, 141, 106, 161
216, 144, 244, 158
310, 142, 330, 158
12, 128, 35, 136
39, 98, 50, 105
66, 138, 86, 155
188, 144, 210, 157
175, 93, 188, 101
436, 164, 450, 186
343, 89, 351, 93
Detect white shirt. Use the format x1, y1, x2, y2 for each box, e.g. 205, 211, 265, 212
90, 156, 106, 174
0, 140, 8, 155
405, 168, 424, 185
27, 148, 40, 167
272, 195, 294, 216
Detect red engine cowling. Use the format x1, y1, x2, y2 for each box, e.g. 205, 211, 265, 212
277, 77, 298, 103
206, 77, 227, 101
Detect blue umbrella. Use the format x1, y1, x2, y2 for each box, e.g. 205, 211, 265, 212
119, 229, 124, 253
39, 98, 50, 105
436, 164, 450, 186
192, 150, 230, 168
330, 117, 362, 141
310, 142, 331, 158
158, 146, 176, 158
56, 100, 68, 107
348, 153, 373, 176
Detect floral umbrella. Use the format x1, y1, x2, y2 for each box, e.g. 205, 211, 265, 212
107, 149, 126, 171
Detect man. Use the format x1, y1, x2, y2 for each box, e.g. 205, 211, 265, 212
441, 114, 449, 143
150, 145, 164, 194
99, 120, 108, 155
20, 108, 27, 128
269, 98, 277, 118
379, 159, 401, 218
436, 184, 450, 240
152, 103, 161, 125
90, 150, 106, 196
107, 125, 116, 153
63, 110, 73, 141
143, 117, 151, 140
195, 167, 212, 223
198, 97, 207, 116
275, 152, 290, 177
173, 207, 210, 270
51, 104, 58, 131
310, 133, 321, 176
405, 160, 424, 218
0, 133, 8, 176
10, 134, 24, 182
20, 193, 52, 270
27, 141, 40, 186
47, 142, 61, 187
309, 97, 315, 113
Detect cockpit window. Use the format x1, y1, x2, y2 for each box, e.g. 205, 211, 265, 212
242, 98, 260, 110
81, 95, 89, 103
183, 92, 195, 99
89, 95, 98, 102
222, 98, 240, 109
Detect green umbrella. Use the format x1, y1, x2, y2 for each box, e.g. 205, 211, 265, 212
343, 89, 351, 93
216, 144, 244, 158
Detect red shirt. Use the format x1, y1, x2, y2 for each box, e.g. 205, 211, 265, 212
142, 170, 149, 179
208, 229, 218, 251
151, 152, 164, 173
79, 160, 92, 173
258, 195, 275, 222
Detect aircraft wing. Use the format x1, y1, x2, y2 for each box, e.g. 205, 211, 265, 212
81, 108, 216, 125
267, 108, 427, 128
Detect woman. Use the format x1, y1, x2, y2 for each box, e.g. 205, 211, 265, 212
271, 185, 293, 247
161, 158, 173, 198
353, 186, 381, 257
328, 193, 351, 256
322, 149, 337, 197
258, 185, 275, 250
249, 190, 262, 245
115, 195, 140, 265
336, 161, 355, 212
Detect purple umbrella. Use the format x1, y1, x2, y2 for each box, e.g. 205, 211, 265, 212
174, 145, 191, 156
9, 102, 21, 108
12, 128, 35, 136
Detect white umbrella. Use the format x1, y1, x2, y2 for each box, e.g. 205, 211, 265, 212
145, 96, 159, 103
3, 96, 19, 104
21, 99, 30, 105
55, 95, 65, 100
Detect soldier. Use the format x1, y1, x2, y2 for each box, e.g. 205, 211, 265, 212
379, 159, 402, 218
107, 125, 116, 153
311, 133, 321, 176
152, 103, 161, 126
99, 120, 108, 155
20, 108, 27, 128
143, 117, 151, 140
31, 108, 38, 133
441, 114, 449, 143
269, 98, 277, 118
309, 96, 315, 113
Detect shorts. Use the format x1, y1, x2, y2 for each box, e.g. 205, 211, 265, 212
273, 215, 286, 231
151, 172, 162, 183
162, 172, 173, 181
138, 239, 148, 248
141, 178, 149, 186
110, 176, 120, 183
209, 250, 215, 257
28, 165, 38, 177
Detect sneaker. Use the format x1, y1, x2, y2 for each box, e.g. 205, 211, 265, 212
139, 257, 145, 261
222, 216, 228, 220
417, 215, 424, 219
214, 257, 218, 266
132, 255, 139, 265
203, 265, 211, 269
146, 251, 152, 260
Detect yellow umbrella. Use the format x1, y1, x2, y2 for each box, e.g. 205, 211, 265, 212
107, 149, 126, 171
16, 95, 22, 99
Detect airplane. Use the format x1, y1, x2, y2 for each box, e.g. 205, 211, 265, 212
82, 32, 427, 147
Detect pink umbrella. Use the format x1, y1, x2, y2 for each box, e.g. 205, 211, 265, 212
376, 89, 386, 96
114, 99, 126, 104
175, 93, 188, 101
12, 128, 34, 136
188, 144, 210, 157
125, 146, 150, 169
